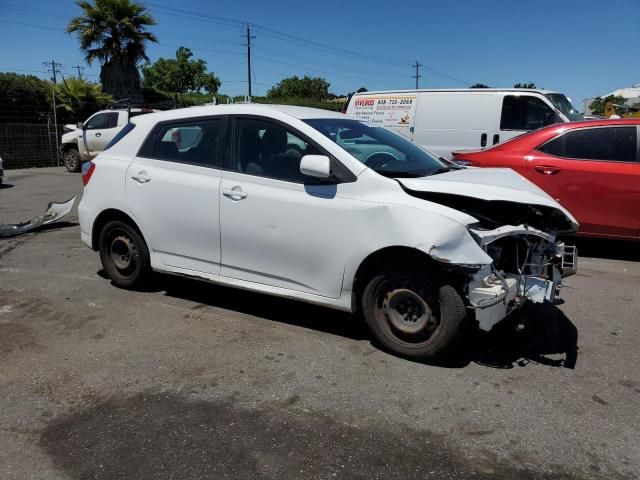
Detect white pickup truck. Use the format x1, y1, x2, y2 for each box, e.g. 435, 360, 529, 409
60, 108, 154, 172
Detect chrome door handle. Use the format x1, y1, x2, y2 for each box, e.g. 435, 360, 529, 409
95, 132, 102, 137
223, 188, 247, 200
131, 174, 151, 184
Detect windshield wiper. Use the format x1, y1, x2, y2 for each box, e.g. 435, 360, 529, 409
426, 166, 452, 176
375, 170, 426, 179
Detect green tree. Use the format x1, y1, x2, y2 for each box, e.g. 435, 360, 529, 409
588, 95, 627, 116
356, 87, 368, 93
55, 77, 112, 121
267, 76, 330, 100
470, 83, 489, 88
513, 82, 536, 88
0, 72, 52, 123
66, 0, 158, 101
142, 47, 221, 94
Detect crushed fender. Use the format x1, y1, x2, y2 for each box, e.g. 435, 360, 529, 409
0, 196, 76, 238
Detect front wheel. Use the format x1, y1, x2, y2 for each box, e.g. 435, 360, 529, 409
361, 267, 467, 360
63, 147, 81, 173
98, 220, 151, 289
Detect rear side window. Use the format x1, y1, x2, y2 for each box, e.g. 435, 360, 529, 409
105, 122, 135, 150
539, 127, 638, 162
149, 119, 221, 167
500, 95, 557, 131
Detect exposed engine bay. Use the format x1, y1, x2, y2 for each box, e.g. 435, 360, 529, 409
405, 189, 578, 331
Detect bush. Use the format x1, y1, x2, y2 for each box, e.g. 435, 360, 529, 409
0, 72, 52, 123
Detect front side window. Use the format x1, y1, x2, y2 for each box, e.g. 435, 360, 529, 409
233, 118, 321, 183
501, 95, 558, 131
304, 118, 448, 178
151, 119, 221, 166
539, 127, 637, 162
85, 113, 110, 130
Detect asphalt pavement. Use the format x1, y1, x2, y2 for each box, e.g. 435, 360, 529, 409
0, 167, 638, 479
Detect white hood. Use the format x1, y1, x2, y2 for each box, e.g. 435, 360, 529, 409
397, 167, 578, 229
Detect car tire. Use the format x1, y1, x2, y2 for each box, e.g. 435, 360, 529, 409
98, 220, 151, 289
361, 266, 467, 360
63, 147, 81, 173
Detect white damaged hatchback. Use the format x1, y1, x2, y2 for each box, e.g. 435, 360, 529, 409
78, 104, 578, 360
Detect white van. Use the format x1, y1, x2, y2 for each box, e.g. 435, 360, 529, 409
345, 89, 582, 159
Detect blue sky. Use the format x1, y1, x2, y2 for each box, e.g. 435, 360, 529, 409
1, 0, 639, 110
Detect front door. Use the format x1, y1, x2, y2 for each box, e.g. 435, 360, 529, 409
125, 117, 225, 273
83, 111, 120, 157
499, 94, 559, 144
219, 117, 351, 298
526, 125, 640, 238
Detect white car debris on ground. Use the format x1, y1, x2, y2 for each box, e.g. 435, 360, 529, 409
78, 104, 578, 360
0, 197, 76, 237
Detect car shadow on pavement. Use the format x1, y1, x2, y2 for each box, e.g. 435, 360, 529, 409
572, 237, 639, 262
0, 183, 14, 189
147, 274, 579, 369
441, 303, 579, 370
158, 274, 371, 341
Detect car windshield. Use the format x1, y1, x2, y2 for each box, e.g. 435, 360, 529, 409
545, 93, 583, 121
304, 118, 448, 178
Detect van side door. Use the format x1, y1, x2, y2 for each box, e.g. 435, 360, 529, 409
413, 92, 499, 159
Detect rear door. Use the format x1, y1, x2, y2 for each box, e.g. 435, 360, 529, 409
413, 92, 499, 159
125, 116, 225, 273
526, 125, 640, 238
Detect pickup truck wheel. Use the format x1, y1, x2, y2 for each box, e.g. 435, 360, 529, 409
99, 220, 150, 289
63, 147, 81, 173
362, 267, 466, 360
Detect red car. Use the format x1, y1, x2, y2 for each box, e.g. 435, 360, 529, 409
452, 119, 640, 240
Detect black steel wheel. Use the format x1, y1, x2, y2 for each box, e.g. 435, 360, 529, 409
99, 220, 150, 289
362, 267, 466, 360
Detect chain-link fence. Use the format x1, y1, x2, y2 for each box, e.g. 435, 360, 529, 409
0, 123, 62, 169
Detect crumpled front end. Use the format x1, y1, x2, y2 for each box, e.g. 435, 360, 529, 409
465, 224, 577, 331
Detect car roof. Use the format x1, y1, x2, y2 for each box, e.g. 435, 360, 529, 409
462, 118, 640, 154
130, 104, 345, 127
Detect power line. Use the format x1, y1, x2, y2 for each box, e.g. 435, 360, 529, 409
3, 19, 60, 31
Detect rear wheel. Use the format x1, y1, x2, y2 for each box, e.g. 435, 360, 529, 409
361, 266, 467, 360
63, 147, 81, 173
98, 220, 150, 289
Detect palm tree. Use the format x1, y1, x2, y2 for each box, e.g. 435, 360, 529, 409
55, 77, 113, 121
66, 0, 157, 101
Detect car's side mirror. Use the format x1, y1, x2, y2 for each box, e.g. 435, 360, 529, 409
78, 122, 85, 130
300, 155, 331, 179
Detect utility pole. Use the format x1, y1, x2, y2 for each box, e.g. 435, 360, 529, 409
411, 60, 423, 89
72, 64, 84, 79
244, 23, 255, 101
43, 59, 63, 162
